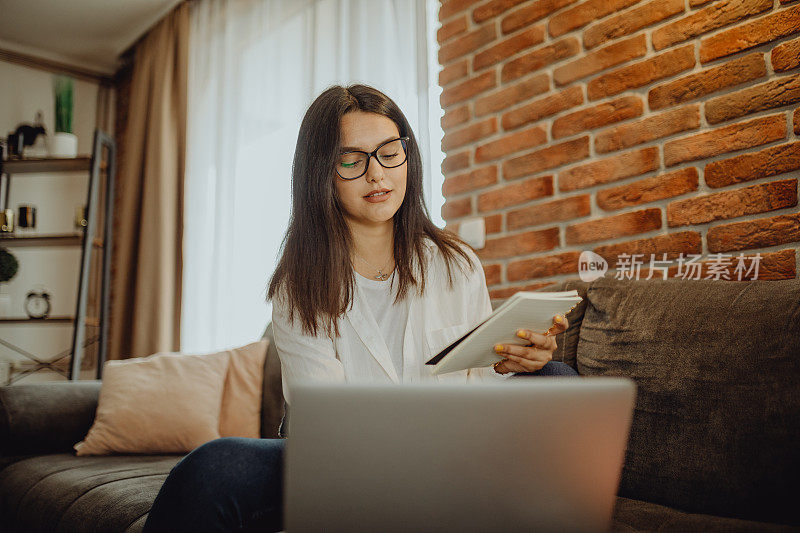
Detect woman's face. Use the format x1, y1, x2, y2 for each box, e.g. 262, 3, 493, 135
334, 111, 408, 229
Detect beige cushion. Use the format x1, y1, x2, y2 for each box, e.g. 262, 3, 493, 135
74, 340, 268, 455
219, 340, 267, 438
74, 351, 229, 455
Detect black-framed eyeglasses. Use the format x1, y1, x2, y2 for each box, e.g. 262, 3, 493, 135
336, 136, 409, 180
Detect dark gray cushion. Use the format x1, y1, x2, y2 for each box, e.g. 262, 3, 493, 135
0, 381, 101, 456
536, 279, 590, 370
577, 276, 800, 525
259, 323, 285, 438
0, 453, 182, 532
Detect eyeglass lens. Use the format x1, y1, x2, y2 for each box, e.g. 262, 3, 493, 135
338, 139, 407, 179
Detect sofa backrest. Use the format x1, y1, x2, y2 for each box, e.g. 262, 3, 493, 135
573, 276, 800, 526
0, 380, 102, 456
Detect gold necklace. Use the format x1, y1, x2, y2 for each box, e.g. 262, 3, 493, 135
353, 251, 393, 281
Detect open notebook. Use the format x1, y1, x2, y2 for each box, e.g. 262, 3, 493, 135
425, 290, 583, 375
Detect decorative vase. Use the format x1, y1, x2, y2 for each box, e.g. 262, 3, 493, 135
49, 132, 78, 158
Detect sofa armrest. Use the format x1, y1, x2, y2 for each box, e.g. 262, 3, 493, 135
0, 380, 101, 456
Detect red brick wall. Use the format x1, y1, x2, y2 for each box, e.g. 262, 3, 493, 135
437, 0, 800, 299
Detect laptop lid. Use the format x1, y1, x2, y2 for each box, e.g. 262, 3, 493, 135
285, 378, 636, 532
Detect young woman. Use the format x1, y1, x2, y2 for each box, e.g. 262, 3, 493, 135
143, 84, 575, 533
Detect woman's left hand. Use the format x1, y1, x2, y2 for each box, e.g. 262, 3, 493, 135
493, 314, 569, 373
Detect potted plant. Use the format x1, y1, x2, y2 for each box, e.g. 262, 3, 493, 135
0, 247, 19, 316
49, 75, 77, 157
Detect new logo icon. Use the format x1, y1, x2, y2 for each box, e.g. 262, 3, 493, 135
578, 251, 608, 282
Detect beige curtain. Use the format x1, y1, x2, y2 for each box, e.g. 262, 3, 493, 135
109, 2, 189, 361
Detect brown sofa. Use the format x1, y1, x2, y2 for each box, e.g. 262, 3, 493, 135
1, 276, 798, 532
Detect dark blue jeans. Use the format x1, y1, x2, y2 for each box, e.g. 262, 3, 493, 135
142, 361, 578, 532
142, 437, 285, 533
510, 360, 578, 377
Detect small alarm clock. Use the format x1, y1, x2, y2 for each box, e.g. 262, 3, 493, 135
25, 290, 51, 319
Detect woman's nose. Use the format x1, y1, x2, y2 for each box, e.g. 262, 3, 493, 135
365, 154, 385, 182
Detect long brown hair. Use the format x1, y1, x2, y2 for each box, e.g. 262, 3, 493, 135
267, 84, 474, 338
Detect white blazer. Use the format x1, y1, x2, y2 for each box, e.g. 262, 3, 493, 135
271, 238, 506, 405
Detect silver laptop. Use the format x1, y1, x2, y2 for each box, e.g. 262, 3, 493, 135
284, 378, 636, 533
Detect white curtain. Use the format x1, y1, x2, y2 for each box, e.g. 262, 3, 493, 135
182, 0, 445, 352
